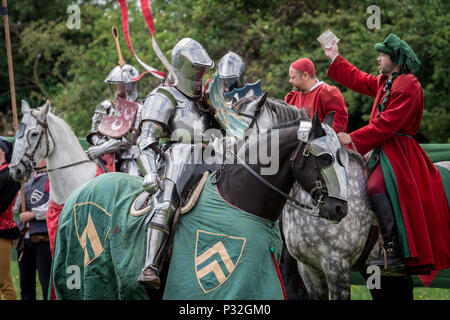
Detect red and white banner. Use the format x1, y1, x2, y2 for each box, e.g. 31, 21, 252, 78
117, 0, 166, 81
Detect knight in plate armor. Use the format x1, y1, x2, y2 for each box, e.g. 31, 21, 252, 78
136, 38, 214, 288
217, 51, 262, 103
217, 51, 246, 94
85, 28, 142, 175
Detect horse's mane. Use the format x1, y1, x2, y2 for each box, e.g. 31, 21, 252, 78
46, 109, 85, 152
232, 97, 367, 171
232, 96, 308, 124
232, 96, 256, 113
346, 148, 368, 174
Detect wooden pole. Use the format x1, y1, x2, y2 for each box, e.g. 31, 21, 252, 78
2, 0, 18, 130
2, 0, 26, 211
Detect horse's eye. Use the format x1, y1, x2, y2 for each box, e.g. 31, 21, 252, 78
319, 154, 332, 165
30, 131, 39, 138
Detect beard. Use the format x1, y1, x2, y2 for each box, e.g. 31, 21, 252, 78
379, 63, 396, 76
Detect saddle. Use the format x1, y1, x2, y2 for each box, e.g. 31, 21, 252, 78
129, 154, 222, 216
129, 170, 210, 217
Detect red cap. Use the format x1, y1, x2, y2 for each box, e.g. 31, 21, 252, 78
290, 58, 315, 76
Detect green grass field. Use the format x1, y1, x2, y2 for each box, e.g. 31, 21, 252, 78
350, 285, 450, 300
9, 247, 449, 300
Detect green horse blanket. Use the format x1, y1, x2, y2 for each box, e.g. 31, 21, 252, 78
51, 172, 285, 299
163, 174, 285, 300
51, 172, 149, 299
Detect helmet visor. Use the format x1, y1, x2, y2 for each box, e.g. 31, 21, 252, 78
219, 77, 239, 93
218, 57, 244, 78
180, 46, 213, 68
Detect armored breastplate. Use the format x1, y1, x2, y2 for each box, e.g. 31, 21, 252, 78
168, 87, 210, 143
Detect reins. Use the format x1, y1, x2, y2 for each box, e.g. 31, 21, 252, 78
230, 139, 327, 218
25, 114, 93, 173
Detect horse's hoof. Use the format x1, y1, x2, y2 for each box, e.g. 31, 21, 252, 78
137, 268, 161, 289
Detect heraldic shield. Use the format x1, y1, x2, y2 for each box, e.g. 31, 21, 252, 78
195, 230, 246, 293
98, 96, 138, 138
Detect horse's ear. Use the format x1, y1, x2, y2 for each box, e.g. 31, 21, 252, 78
256, 92, 268, 110
38, 100, 51, 120
43, 100, 51, 115
309, 110, 326, 141
21, 100, 31, 114
323, 111, 335, 129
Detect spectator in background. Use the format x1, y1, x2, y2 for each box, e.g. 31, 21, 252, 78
0, 137, 21, 300
285, 57, 348, 133
13, 158, 51, 300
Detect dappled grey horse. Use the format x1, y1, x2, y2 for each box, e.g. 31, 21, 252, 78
283, 145, 375, 299
283, 135, 450, 300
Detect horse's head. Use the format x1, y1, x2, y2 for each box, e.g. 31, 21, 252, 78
291, 111, 348, 223
9, 100, 53, 182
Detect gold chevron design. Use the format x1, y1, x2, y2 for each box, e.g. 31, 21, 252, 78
195, 230, 246, 294
73, 202, 111, 267
79, 214, 103, 267
196, 241, 235, 275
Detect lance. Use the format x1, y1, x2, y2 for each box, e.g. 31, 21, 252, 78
2, 0, 27, 213
112, 26, 126, 67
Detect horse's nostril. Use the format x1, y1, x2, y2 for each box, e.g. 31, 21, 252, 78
9, 166, 24, 181
336, 203, 348, 219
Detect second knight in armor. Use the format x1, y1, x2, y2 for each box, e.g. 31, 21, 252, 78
217, 51, 246, 93
86, 63, 143, 175
136, 38, 214, 288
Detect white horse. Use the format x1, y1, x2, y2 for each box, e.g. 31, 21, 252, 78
9, 100, 98, 205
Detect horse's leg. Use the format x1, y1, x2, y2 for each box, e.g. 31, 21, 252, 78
278, 219, 309, 300
297, 261, 328, 300
279, 246, 309, 300
322, 255, 351, 300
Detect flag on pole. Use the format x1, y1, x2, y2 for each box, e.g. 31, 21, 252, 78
117, 0, 166, 81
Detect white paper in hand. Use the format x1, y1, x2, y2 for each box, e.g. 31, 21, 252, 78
317, 29, 340, 49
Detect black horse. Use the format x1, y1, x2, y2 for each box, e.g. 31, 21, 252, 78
162, 112, 348, 299
51, 110, 348, 299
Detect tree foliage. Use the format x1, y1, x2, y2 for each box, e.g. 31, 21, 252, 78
1, 0, 448, 142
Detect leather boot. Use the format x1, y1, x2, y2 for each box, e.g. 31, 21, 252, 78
368, 194, 405, 272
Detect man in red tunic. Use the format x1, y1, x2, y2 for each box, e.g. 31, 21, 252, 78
284, 57, 348, 133
322, 33, 450, 279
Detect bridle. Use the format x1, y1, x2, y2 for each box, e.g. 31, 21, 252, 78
231, 139, 329, 218
289, 142, 328, 208
17, 116, 53, 172
18, 114, 91, 173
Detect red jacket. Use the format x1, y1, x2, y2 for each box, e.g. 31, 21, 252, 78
284, 82, 348, 133
0, 164, 19, 233
328, 55, 450, 275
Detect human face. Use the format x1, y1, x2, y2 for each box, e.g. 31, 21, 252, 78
377, 52, 397, 76
289, 67, 308, 92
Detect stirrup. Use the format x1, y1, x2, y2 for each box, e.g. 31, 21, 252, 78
370, 247, 405, 271
130, 191, 154, 216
